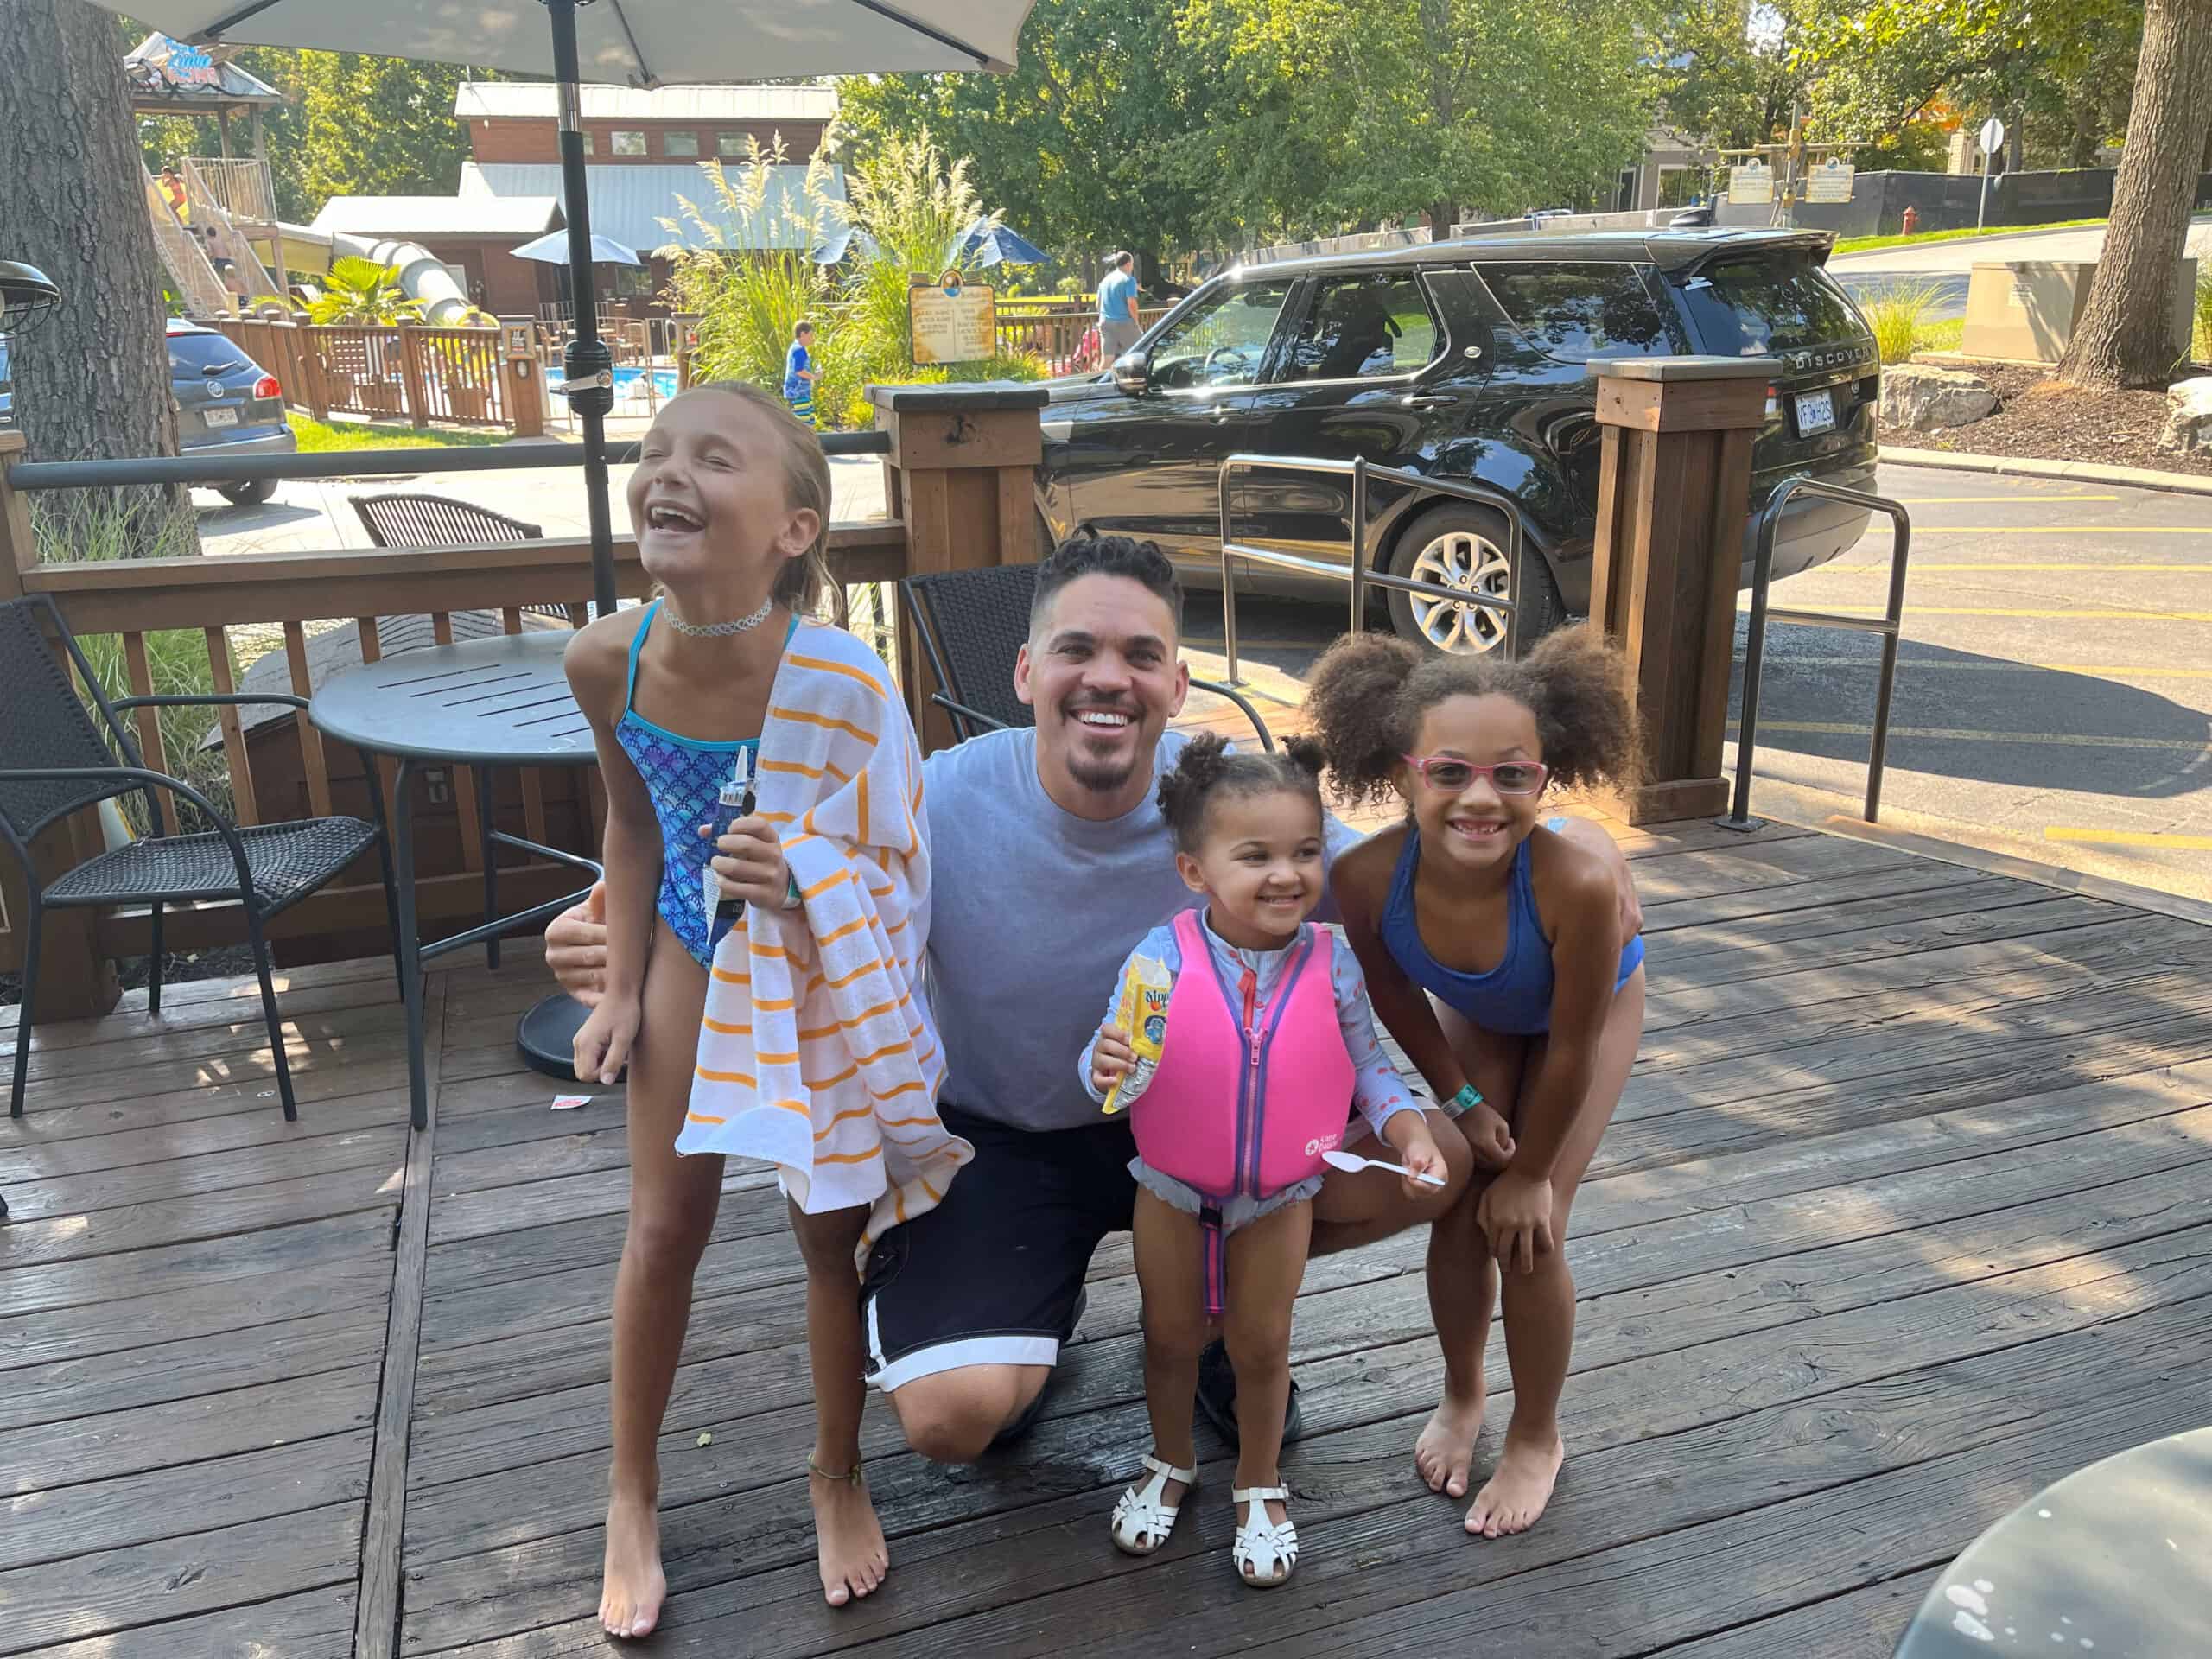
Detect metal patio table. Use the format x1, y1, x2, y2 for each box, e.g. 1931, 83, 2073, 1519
310, 632, 601, 1128
1893, 1425, 2212, 1657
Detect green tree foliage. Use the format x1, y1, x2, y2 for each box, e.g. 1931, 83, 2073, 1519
835, 0, 1229, 265
118, 16, 492, 222
1791, 0, 2143, 165
1657, 0, 1816, 155
839, 0, 1661, 260
1175, 0, 1662, 235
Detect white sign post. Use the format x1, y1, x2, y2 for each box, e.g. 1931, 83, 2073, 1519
1977, 116, 2006, 231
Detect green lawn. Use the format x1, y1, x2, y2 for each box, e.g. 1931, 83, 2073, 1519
287, 414, 515, 452
1832, 217, 2107, 257
1916, 318, 1966, 353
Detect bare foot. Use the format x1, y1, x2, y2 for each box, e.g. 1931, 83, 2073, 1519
1465, 1427, 1564, 1537
810, 1463, 889, 1606
1413, 1383, 1486, 1498
600, 1492, 667, 1639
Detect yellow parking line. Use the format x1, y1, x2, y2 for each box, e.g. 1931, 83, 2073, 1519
2045, 827, 2212, 852
1744, 657, 2212, 681
1739, 603, 2212, 620
1916, 526, 2212, 534
1730, 721, 2210, 753
1821, 563, 2212, 574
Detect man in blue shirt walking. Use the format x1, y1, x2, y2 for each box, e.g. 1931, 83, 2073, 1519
1096, 251, 1141, 365
784, 320, 818, 427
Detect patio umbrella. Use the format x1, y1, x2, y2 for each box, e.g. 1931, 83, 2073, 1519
128, 2, 1041, 620
960, 218, 1050, 268
512, 230, 640, 269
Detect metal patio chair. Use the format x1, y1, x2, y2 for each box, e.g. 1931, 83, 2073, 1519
899, 563, 1276, 749
0, 595, 401, 1120
350, 493, 572, 621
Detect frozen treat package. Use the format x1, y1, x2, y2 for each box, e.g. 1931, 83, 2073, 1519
1102, 952, 1173, 1116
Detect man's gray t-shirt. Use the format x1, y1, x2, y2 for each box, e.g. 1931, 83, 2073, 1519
918, 726, 1357, 1134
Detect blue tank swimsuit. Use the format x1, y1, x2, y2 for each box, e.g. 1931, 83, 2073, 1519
1379, 822, 1645, 1037
613, 599, 795, 969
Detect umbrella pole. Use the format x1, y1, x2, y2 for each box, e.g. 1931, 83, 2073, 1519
547, 0, 620, 620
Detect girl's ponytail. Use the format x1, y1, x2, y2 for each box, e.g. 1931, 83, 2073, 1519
1306, 632, 1422, 807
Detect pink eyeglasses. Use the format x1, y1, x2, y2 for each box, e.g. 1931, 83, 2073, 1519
1401, 755, 1550, 796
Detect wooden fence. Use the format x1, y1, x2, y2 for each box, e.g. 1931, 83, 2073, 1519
211, 319, 543, 435
991, 305, 1173, 371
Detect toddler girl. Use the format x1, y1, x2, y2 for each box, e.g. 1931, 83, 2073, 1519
1083, 735, 1444, 1587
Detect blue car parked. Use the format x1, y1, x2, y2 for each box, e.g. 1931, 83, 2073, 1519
168, 319, 295, 505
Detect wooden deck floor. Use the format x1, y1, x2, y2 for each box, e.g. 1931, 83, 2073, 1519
7, 816, 2212, 1659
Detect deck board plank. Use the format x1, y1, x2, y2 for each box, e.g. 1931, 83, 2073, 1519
6, 813, 2209, 1659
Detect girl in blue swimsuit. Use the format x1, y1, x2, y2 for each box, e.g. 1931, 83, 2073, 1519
564, 384, 909, 1637
1308, 624, 1645, 1546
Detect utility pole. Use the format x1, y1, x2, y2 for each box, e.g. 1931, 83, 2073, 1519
1774, 99, 1804, 228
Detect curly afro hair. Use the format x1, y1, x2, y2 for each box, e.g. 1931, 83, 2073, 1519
1305, 626, 1641, 809
1156, 732, 1328, 853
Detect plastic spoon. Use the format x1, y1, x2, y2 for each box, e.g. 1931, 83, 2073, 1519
1321, 1147, 1446, 1186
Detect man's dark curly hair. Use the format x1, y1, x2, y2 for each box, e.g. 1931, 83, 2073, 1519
1030, 533, 1184, 639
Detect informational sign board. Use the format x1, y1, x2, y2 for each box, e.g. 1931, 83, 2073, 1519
148, 33, 221, 86
909, 270, 995, 365
1805, 159, 1856, 204
1727, 162, 1775, 205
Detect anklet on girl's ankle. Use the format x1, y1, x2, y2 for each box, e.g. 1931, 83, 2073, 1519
807, 1452, 861, 1485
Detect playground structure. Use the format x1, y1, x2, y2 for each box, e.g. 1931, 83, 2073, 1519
128, 35, 299, 319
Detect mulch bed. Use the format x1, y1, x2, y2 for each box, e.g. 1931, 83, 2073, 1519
1879, 359, 2212, 477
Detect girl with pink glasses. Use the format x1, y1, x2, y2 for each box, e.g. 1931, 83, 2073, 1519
1306, 625, 1645, 1541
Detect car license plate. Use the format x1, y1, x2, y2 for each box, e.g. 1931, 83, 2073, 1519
203, 406, 238, 428
1794, 389, 1835, 435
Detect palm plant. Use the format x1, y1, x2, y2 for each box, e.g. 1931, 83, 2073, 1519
302, 257, 424, 326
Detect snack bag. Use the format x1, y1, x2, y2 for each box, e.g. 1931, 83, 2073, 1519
1102, 953, 1172, 1116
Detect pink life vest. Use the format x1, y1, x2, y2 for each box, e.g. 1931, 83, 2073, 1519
1133, 909, 1355, 1313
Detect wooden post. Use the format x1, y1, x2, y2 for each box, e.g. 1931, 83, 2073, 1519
1587, 355, 1773, 825
868, 383, 1046, 753
296, 323, 332, 421
397, 323, 431, 429
0, 433, 122, 1017
496, 318, 545, 438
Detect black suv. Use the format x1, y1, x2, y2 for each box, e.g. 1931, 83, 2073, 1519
1034, 228, 1878, 652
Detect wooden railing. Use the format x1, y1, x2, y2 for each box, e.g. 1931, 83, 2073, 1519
212, 319, 544, 435
0, 386, 1047, 1023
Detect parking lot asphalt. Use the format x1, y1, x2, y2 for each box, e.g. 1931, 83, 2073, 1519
1183, 460, 2212, 903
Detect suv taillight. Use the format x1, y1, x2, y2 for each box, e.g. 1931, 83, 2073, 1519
252, 374, 282, 401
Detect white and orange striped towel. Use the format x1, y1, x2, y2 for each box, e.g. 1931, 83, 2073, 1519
674, 620, 969, 1250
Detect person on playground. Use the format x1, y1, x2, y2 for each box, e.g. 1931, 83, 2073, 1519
543, 537, 1643, 1485
1084, 736, 1444, 1587
564, 382, 962, 1637
1311, 626, 1647, 1539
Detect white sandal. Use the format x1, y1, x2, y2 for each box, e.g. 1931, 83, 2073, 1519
1232, 1485, 1298, 1587
1110, 1453, 1197, 1555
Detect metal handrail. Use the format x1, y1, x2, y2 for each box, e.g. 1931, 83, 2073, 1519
6, 428, 891, 492
1215, 453, 1529, 682
1723, 474, 1912, 828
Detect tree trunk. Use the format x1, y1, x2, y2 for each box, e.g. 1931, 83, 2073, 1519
0, 0, 191, 542
2070, 100, 2102, 170
2057, 0, 2212, 389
